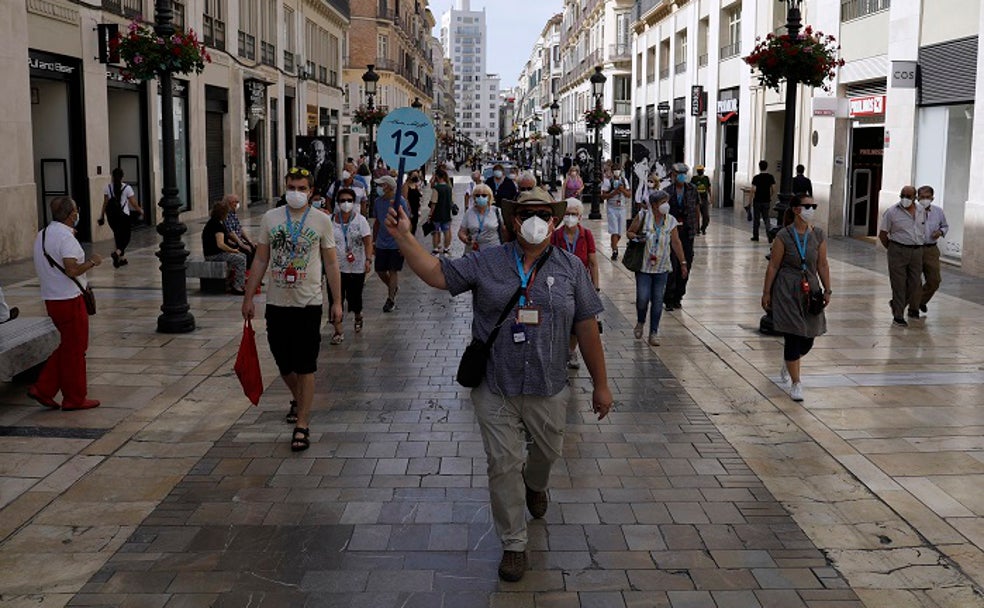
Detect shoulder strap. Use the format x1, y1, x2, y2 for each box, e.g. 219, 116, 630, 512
484, 246, 554, 349
41, 228, 87, 296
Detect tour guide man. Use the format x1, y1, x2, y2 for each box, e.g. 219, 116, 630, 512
384, 187, 614, 582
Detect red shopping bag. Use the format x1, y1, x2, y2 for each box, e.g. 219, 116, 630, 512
234, 320, 263, 405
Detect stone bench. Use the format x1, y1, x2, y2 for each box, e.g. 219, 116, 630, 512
0, 317, 60, 382
186, 260, 229, 294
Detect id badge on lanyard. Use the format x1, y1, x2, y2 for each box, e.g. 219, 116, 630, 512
284, 206, 311, 285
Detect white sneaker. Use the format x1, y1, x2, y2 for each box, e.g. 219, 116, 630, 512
648, 334, 660, 346
790, 382, 804, 402
634, 323, 644, 339
567, 352, 580, 369
779, 364, 790, 385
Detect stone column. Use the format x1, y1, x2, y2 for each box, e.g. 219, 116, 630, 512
959, 9, 984, 276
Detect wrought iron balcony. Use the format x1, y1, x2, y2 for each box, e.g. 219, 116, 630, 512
841, 0, 890, 21
720, 41, 741, 59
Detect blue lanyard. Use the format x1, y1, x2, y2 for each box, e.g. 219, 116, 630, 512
335, 213, 351, 251
513, 247, 536, 307
563, 228, 579, 254
475, 208, 487, 234
791, 227, 809, 271
284, 205, 311, 263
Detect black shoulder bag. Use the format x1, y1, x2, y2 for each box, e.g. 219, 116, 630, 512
788, 226, 825, 316
42, 228, 97, 316
456, 246, 553, 387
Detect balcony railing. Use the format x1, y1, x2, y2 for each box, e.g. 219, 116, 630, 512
674, 61, 687, 74
659, 67, 669, 79
608, 42, 632, 62
613, 100, 631, 116
634, 0, 666, 22
841, 0, 890, 21
102, 0, 141, 18
720, 41, 741, 59
698, 53, 708, 67
203, 16, 225, 50
238, 31, 256, 60
260, 41, 276, 67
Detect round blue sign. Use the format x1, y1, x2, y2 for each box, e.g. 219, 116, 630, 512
376, 108, 436, 169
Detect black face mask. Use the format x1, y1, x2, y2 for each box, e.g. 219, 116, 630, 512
519, 186, 534, 192
410, 177, 420, 183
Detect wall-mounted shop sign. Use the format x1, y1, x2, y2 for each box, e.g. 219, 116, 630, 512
849, 95, 886, 117
245, 79, 268, 121
28, 50, 76, 75
612, 124, 631, 140
717, 98, 738, 115
891, 60, 918, 89
657, 101, 670, 118
690, 85, 705, 116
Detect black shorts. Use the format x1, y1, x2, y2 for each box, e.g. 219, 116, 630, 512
374, 248, 405, 272
265, 304, 322, 375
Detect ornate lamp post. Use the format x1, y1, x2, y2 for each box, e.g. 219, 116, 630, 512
362, 65, 379, 162
589, 66, 607, 220
521, 122, 528, 168
776, 0, 803, 220
411, 97, 422, 109
155, 0, 194, 333
550, 99, 560, 192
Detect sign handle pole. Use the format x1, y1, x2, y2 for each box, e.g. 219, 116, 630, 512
393, 157, 407, 210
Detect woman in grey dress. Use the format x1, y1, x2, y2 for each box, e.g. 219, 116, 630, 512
761, 196, 832, 402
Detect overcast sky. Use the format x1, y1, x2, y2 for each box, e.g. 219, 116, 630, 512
429, 0, 563, 90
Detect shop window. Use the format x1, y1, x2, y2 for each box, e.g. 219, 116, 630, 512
238, 0, 257, 60
915, 104, 972, 259
203, 0, 226, 50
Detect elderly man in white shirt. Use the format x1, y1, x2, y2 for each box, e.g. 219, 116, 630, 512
30, 196, 103, 410
916, 185, 949, 314
878, 185, 926, 327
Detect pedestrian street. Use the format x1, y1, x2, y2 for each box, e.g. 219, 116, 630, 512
0, 180, 982, 607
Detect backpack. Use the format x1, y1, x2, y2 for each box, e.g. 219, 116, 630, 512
107, 183, 125, 219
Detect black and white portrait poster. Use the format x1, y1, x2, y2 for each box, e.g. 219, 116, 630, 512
295, 136, 337, 196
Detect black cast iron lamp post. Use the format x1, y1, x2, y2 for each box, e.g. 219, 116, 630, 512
362, 64, 379, 161
550, 99, 559, 193
155, 0, 194, 333
589, 65, 606, 220
411, 97, 422, 109
776, 0, 803, 221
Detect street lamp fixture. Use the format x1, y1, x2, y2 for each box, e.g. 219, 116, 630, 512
588, 66, 607, 220
775, 0, 804, 223
411, 97, 422, 109
362, 64, 379, 161
154, 0, 194, 333
549, 99, 560, 193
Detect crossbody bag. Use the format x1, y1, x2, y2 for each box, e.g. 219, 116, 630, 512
41, 228, 96, 315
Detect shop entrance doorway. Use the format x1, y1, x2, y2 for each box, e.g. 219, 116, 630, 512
847, 126, 883, 237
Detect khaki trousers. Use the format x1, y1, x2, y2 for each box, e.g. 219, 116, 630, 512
887, 241, 923, 318
472, 382, 569, 552
920, 243, 942, 308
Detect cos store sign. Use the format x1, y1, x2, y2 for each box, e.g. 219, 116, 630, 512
891, 60, 917, 89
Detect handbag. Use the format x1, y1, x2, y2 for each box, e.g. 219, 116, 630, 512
456, 247, 553, 387
41, 228, 96, 316
234, 320, 264, 405
452, 203, 460, 216
422, 219, 435, 236
622, 239, 645, 273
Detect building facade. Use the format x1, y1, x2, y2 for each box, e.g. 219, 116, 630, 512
3, 0, 349, 265
440, 0, 500, 154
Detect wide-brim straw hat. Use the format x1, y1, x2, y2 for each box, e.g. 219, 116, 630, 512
499, 187, 566, 227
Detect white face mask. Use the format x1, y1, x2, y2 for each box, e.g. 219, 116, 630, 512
563, 215, 579, 228
285, 190, 308, 209
900, 197, 914, 209
339, 201, 354, 213
657, 202, 670, 216
341, 170, 351, 180
519, 215, 550, 245
918, 198, 932, 208
800, 207, 816, 222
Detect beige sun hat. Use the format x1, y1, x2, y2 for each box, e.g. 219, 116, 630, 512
499, 187, 567, 226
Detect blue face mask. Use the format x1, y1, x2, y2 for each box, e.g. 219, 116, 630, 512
475, 196, 489, 207
493, 170, 503, 179
376, 186, 385, 197
676, 173, 687, 184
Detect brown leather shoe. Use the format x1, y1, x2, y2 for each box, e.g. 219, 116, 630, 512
498, 550, 527, 582
526, 485, 548, 519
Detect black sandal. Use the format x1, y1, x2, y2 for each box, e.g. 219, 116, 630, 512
290, 427, 310, 452
285, 400, 298, 424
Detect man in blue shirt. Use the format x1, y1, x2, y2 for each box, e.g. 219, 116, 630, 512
371, 175, 409, 312
916, 185, 949, 315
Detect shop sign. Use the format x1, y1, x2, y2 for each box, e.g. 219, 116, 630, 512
246, 80, 267, 120
849, 95, 885, 117
690, 86, 705, 116
612, 124, 631, 140
891, 61, 917, 89
657, 101, 670, 118
812, 97, 840, 117
28, 53, 75, 75
717, 98, 738, 115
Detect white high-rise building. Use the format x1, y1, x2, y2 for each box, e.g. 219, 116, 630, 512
441, 0, 500, 155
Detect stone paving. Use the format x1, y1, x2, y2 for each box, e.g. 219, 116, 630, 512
0, 181, 982, 607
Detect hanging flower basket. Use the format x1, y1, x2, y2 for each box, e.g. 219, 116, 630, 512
547, 124, 563, 137
584, 107, 612, 130
354, 106, 387, 127
744, 26, 845, 92
111, 21, 210, 82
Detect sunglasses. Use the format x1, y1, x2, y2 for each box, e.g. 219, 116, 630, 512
287, 167, 311, 176
799, 204, 818, 210
517, 210, 555, 222
337, 198, 355, 203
